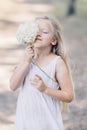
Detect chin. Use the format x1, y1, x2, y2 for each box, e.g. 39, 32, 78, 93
34, 42, 42, 47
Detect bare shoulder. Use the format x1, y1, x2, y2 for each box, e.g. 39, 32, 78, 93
55, 56, 68, 74
56, 56, 66, 67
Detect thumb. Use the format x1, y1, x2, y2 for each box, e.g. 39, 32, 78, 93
35, 74, 42, 80
27, 44, 34, 48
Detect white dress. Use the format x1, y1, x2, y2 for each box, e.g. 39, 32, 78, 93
14, 56, 64, 130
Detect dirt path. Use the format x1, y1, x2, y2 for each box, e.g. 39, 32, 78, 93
0, 1, 87, 130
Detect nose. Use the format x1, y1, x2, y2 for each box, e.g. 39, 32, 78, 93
37, 29, 41, 36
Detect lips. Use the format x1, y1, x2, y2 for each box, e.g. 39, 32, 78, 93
36, 37, 42, 41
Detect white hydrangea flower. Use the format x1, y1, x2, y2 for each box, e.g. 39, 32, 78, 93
16, 20, 39, 45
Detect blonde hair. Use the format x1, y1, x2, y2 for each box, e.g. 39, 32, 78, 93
36, 16, 74, 112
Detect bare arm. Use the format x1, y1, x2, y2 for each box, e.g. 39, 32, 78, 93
10, 45, 34, 91
10, 62, 30, 91
44, 57, 74, 103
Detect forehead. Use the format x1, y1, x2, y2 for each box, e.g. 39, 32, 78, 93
35, 19, 53, 30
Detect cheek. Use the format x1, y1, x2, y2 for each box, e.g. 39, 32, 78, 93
43, 34, 52, 39
44, 35, 53, 43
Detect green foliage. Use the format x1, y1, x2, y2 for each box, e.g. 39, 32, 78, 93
52, 1, 67, 19
52, 0, 87, 19
77, 0, 87, 19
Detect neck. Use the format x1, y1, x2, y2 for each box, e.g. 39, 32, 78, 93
34, 46, 52, 60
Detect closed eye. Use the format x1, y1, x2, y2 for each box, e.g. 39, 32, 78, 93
42, 30, 49, 34
40, 28, 49, 34
43, 31, 48, 34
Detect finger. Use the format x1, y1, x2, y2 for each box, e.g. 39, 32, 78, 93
29, 77, 40, 83
27, 44, 34, 49
27, 50, 34, 53
35, 74, 42, 80
29, 80, 37, 86
26, 45, 31, 50
26, 49, 34, 54
29, 78, 37, 82
34, 77, 39, 81
25, 52, 34, 57
26, 47, 33, 51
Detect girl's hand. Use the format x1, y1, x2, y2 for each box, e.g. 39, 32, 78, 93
29, 74, 47, 92
24, 45, 35, 63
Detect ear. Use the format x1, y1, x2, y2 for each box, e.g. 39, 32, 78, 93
51, 38, 57, 46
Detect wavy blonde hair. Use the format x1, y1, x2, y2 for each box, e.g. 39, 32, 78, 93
36, 16, 74, 112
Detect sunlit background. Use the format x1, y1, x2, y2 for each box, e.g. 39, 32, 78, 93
0, 0, 87, 130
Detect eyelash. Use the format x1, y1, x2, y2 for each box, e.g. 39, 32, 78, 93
42, 31, 48, 34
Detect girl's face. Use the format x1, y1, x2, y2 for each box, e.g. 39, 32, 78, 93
34, 19, 56, 48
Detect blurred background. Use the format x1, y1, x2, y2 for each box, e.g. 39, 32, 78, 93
0, 0, 87, 130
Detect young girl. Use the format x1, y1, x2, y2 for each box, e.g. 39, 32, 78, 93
10, 16, 74, 130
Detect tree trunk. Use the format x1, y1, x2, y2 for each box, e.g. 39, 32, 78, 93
67, 0, 76, 16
